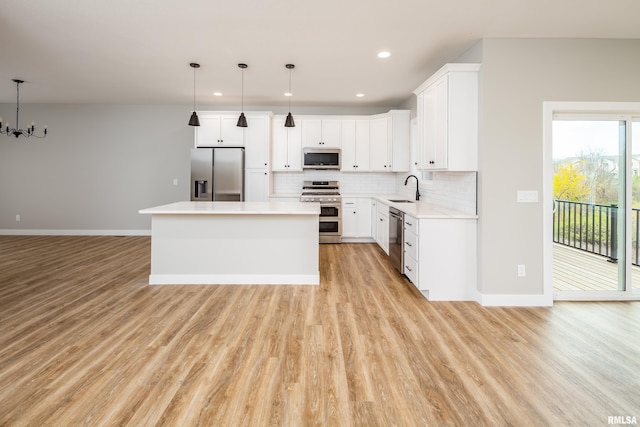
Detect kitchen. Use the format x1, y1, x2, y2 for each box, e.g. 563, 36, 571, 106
2, 1, 640, 423
137, 63, 478, 296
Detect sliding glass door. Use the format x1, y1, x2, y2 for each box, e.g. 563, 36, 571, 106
552, 115, 639, 299
633, 121, 640, 293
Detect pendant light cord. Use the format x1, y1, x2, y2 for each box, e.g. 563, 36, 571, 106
193, 66, 197, 112
288, 67, 291, 111
15, 80, 20, 129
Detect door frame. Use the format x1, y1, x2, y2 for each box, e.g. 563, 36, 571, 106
543, 102, 640, 301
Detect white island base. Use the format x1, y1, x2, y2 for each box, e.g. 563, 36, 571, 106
139, 201, 320, 285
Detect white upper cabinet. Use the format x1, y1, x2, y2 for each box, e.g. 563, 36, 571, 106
300, 118, 341, 148
414, 63, 479, 171
269, 111, 408, 173
341, 119, 370, 171
369, 110, 410, 173
195, 112, 246, 147
271, 116, 302, 171
369, 116, 390, 171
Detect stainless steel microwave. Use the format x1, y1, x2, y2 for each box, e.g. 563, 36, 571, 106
302, 148, 341, 170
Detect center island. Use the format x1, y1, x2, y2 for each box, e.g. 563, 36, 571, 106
139, 201, 320, 285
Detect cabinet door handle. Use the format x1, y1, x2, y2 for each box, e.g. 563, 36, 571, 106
405, 221, 412, 226
405, 265, 412, 272
405, 242, 412, 247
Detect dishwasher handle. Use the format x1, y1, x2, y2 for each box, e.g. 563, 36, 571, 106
389, 207, 404, 220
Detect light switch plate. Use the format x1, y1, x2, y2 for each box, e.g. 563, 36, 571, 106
517, 190, 539, 203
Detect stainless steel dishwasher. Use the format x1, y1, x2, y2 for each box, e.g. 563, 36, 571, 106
388, 207, 404, 274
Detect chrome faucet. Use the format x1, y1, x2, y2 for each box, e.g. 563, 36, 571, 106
404, 175, 420, 201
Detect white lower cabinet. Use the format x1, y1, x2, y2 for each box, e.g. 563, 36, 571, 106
403, 214, 419, 287
371, 200, 378, 242
414, 218, 477, 301
342, 198, 372, 240
375, 201, 389, 254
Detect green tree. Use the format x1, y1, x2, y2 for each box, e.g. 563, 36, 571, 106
553, 163, 590, 201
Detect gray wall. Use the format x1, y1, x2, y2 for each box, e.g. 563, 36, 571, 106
0, 104, 392, 233
478, 38, 640, 296
0, 105, 193, 232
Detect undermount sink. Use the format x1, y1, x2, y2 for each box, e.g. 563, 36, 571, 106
388, 199, 414, 203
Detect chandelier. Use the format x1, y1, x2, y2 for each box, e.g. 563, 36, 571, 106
0, 79, 47, 139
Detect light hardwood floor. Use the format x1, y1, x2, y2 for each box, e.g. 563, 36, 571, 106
0, 236, 639, 426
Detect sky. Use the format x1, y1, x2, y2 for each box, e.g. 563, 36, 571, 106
553, 120, 640, 160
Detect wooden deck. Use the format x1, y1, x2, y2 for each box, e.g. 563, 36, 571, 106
553, 243, 640, 292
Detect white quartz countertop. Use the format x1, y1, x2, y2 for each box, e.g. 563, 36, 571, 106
139, 201, 320, 215
345, 194, 477, 219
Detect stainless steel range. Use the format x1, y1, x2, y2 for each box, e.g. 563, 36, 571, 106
300, 180, 342, 244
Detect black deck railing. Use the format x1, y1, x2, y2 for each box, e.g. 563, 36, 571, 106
553, 200, 640, 266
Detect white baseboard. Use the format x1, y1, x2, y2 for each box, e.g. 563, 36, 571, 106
0, 229, 151, 236
477, 293, 553, 307
148, 274, 320, 285
340, 237, 376, 243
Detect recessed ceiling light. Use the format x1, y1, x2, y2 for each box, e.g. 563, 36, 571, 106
356, 93, 365, 97
284, 92, 293, 97
213, 92, 222, 96
377, 51, 391, 58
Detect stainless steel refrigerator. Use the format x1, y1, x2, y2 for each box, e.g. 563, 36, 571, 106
190, 147, 245, 201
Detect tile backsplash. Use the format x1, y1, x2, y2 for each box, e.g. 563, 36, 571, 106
397, 171, 477, 215
272, 170, 477, 215
272, 171, 397, 195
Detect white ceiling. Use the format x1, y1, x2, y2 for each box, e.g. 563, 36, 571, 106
1, 0, 639, 108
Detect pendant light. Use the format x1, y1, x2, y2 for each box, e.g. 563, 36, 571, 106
284, 64, 295, 127
236, 63, 248, 128
188, 62, 200, 127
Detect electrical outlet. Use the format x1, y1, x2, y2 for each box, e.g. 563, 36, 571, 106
172, 178, 178, 186
15, 214, 21, 222
517, 264, 526, 277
